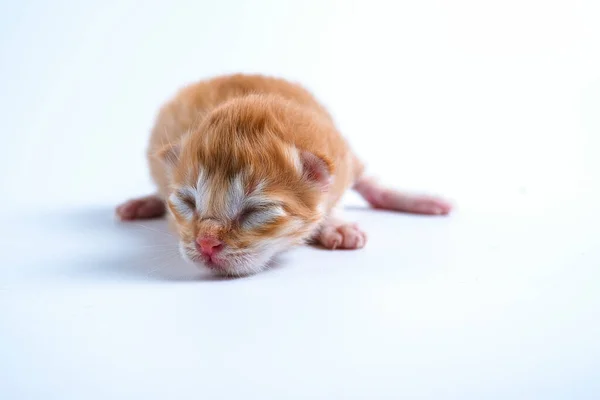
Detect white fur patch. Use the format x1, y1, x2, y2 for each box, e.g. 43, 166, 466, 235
243, 195, 277, 210
195, 169, 211, 212
224, 174, 245, 220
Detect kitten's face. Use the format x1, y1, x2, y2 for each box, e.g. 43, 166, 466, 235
158, 102, 332, 276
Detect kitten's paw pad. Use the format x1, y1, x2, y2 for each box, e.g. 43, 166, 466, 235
116, 196, 165, 220
319, 223, 367, 250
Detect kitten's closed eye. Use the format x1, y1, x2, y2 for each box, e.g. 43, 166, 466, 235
238, 205, 284, 229
169, 191, 197, 220
182, 196, 195, 209
238, 207, 259, 222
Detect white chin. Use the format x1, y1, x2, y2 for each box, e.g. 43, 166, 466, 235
179, 241, 285, 277
193, 257, 267, 277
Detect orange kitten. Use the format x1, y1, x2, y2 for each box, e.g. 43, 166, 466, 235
116, 74, 452, 276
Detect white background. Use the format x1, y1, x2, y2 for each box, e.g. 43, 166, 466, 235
1, 0, 599, 399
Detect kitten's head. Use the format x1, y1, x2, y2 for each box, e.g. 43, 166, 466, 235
156, 97, 333, 276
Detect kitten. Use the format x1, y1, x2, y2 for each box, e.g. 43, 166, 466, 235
116, 74, 452, 276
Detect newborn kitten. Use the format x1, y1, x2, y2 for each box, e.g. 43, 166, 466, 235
116, 74, 452, 276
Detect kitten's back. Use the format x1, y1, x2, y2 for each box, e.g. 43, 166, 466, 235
148, 74, 330, 153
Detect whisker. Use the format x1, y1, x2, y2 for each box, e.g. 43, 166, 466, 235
132, 223, 174, 237
143, 251, 180, 265
132, 244, 178, 249
138, 250, 180, 257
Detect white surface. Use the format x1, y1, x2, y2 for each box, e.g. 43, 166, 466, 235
1, 0, 600, 399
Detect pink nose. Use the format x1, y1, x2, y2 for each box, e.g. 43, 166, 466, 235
195, 236, 223, 256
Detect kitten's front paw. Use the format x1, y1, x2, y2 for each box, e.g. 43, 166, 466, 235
317, 222, 367, 250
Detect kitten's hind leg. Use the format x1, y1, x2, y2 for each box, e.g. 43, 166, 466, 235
116, 194, 166, 220
353, 176, 452, 215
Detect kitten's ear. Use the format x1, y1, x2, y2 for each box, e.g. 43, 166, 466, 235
153, 143, 181, 168
299, 150, 334, 191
